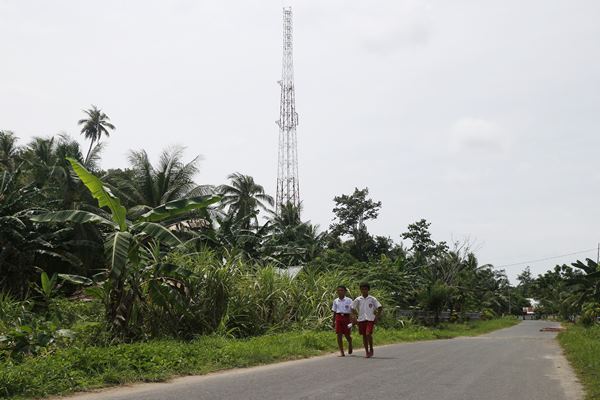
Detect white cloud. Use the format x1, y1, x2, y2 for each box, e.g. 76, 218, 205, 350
300, 0, 432, 54
449, 117, 511, 156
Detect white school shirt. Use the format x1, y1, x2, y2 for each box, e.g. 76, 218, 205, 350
351, 295, 382, 322
332, 297, 353, 314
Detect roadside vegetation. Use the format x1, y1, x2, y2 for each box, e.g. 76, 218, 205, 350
0, 318, 517, 399
2, 108, 525, 397
558, 325, 600, 400
523, 254, 600, 400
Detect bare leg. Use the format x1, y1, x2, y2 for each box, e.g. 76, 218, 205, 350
362, 335, 369, 356
368, 334, 374, 356
337, 334, 345, 356
344, 333, 353, 354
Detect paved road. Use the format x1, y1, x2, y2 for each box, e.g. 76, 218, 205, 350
65, 321, 583, 400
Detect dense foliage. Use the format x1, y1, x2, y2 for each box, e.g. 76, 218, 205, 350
529, 260, 600, 325
1, 107, 521, 361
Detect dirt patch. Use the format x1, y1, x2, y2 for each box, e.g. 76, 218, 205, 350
540, 327, 566, 332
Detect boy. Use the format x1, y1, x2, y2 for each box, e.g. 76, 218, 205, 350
331, 285, 353, 356
351, 282, 382, 358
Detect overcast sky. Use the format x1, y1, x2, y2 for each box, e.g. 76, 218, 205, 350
2, 0, 599, 281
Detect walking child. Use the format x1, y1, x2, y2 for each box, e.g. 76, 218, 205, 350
351, 282, 382, 358
331, 285, 353, 356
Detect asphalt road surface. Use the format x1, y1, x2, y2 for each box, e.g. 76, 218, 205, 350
64, 321, 583, 400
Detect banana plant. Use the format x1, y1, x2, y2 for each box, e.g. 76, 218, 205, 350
32, 158, 220, 335
564, 259, 600, 310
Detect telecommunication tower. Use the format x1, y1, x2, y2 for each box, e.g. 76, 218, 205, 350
275, 7, 300, 214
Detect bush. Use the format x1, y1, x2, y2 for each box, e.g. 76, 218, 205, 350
480, 308, 496, 320
0, 321, 76, 361
580, 302, 600, 326
0, 293, 107, 360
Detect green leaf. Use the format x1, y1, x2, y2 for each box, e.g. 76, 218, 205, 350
31, 210, 116, 227
84, 286, 106, 301
49, 273, 58, 289
40, 272, 51, 295
147, 280, 171, 309
66, 157, 128, 231
138, 195, 220, 223
132, 222, 181, 247
58, 274, 93, 286
105, 231, 132, 279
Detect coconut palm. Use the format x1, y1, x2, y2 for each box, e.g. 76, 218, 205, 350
266, 202, 326, 265
78, 105, 115, 164
21, 135, 94, 208
218, 173, 274, 230
106, 146, 212, 217
33, 158, 220, 336
0, 167, 84, 297
0, 131, 20, 172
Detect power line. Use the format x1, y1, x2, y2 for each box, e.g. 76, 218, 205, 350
495, 248, 598, 268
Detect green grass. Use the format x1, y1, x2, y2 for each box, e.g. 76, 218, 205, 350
558, 324, 600, 400
0, 318, 518, 400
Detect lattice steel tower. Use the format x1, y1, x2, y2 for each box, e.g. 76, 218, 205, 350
275, 7, 300, 214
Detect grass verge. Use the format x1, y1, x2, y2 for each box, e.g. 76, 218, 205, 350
558, 324, 600, 400
0, 318, 517, 400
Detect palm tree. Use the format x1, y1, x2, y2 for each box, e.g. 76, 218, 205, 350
22, 134, 92, 207
33, 158, 220, 335
0, 166, 84, 298
565, 259, 600, 309
0, 131, 20, 172
218, 173, 274, 230
106, 146, 211, 216
78, 105, 115, 164
266, 202, 326, 265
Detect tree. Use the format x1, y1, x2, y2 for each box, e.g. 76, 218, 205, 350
218, 173, 274, 230
32, 158, 220, 336
532, 264, 576, 318
420, 280, 454, 325
401, 219, 448, 259
0, 131, 19, 172
517, 267, 534, 298
21, 135, 98, 208
105, 146, 211, 215
0, 167, 83, 297
564, 259, 600, 310
329, 187, 381, 261
78, 105, 115, 164
266, 202, 325, 265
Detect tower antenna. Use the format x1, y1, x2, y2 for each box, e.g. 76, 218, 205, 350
276, 7, 300, 214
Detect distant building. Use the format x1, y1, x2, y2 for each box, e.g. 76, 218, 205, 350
522, 298, 540, 320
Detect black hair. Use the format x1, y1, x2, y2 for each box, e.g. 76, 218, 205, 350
337, 285, 347, 291
359, 282, 370, 289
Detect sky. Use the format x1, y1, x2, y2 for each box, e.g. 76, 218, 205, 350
1, 0, 600, 282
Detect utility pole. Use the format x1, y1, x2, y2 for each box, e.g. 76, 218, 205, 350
275, 7, 300, 214
596, 242, 599, 265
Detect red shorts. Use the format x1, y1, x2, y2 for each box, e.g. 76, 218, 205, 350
358, 321, 375, 336
335, 314, 351, 335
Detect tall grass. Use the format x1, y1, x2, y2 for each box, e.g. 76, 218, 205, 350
158, 251, 364, 337
558, 324, 600, 400
1, 250, 398, 362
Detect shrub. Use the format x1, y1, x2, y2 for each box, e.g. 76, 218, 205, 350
580, 302, 600, 326
480, 308, 496, 320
